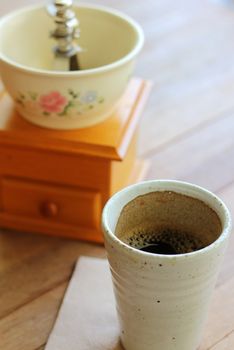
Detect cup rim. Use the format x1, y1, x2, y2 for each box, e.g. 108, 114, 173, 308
0, 3, 144, 77
102, 180, 232, 260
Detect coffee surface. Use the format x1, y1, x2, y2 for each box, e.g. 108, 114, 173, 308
140, 241, 177, 254
126, 229, 205, 254
115, 190, 222, 255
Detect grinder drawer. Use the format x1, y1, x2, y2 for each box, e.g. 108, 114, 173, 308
1, 177, 101, 230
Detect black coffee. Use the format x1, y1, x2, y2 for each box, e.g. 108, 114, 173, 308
115, 191, 222, 256
127, 229, 205, 255
140, 241, 177, 254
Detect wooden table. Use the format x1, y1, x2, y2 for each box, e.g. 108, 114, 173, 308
0, 0, 234, 349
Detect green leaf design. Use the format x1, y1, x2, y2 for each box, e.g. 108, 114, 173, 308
68, 89, 80, 99
28, 92, 38, 101
59, 100, 74, 116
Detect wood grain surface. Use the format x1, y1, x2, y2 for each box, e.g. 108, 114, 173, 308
0, 0, 234, 349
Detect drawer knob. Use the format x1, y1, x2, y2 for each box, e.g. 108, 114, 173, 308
40, 201, 59, 218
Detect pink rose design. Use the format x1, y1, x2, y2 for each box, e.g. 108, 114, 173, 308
39, 91, 67, 113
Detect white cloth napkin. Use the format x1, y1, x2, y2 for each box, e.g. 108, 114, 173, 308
45, 257, 124, 350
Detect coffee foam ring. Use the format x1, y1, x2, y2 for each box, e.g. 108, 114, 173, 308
115, 191, 222, 248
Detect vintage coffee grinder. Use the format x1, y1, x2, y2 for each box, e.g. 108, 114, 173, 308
0, 0, 151, 242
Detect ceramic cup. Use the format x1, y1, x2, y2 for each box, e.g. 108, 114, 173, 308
102, 180, 232, 350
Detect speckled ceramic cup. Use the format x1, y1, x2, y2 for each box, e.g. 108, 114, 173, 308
102, 180, 232, 350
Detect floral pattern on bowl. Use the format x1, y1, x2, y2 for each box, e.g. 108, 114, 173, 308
15, 90, 105, 118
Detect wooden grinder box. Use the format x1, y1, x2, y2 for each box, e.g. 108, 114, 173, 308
0, 78, 151, 242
